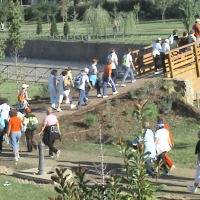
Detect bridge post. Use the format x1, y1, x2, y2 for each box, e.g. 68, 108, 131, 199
167, 52, 174, 78
193, 44, 200, 77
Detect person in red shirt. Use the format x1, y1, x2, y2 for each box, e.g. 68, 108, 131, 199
156, 116, 175, 172
102, 60, 118, 98
193, 18, 200, 47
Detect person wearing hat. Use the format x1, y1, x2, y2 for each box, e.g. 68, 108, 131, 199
187, 131, 200, 193
169, 29, 178, 45
160, 39, 170, 76
152, 37, 162, 74
77, 67, 92, 110
24, 107, 38, 152
17, 84, 31, 112
193, 19, 200, 47
154, 120, 172, 175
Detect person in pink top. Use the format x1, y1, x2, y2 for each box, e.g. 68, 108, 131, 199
38, 107, 61, 158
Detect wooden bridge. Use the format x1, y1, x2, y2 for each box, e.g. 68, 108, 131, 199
132, 42, 200, 99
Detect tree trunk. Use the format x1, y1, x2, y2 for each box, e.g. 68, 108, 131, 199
161, 11, 165, 27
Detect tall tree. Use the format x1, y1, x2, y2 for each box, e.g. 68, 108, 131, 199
151, 0, 174, 25
7, 1, 25, 68
0, 1, 11, 23
133, 3, 140, 26
178, 0, 198, 31
50, 16, 58, 36
60, 0, 69, 22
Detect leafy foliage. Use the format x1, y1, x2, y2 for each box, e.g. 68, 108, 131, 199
36, 18, 42, 35
84, 113, 98, 128
63, 21, 70, 36
50, 16, 58, 36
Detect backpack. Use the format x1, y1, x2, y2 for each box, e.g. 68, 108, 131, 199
74, 73, 84, 88
18, 91, 25, 102
122, 54, 127, 67
26, 116, 38, 131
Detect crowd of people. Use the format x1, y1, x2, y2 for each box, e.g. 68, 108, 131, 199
152, 18, 200, 76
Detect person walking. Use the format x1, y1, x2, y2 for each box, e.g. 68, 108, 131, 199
187, 30, 196, 50
48, 70, 58, 110
88, 59, 102, 97
77, 68, 92, 110
193, 18, 200, 47
6, 109, 23, 161
38, 107, 61, 158
107, 49, 118, 85
156, 116, 175, 171
121, 48, 136, 87
160, 39, 170, 76
0, 98, 10, 155
154, 121, 172, 174
102, 60, 118, 98
24, 107, 38, 152
152, 38, 162, 74
142, 121, 156, 177
64, 68, 74, 104
187, 131, 200, 193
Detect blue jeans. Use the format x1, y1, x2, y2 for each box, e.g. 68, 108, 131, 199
122, 67, 135, 84
111, 69, 117, 84
77, 89, 88, 109
85, 80, 101, 98
10, 132, 21, 153
103, 75, 116, 96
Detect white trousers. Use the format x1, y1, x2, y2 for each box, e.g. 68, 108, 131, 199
58, 90, 72, 103
48, 88, 58, 107
195, 165, 200, 183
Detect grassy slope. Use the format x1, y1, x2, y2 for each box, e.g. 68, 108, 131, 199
0, 175, 57, 200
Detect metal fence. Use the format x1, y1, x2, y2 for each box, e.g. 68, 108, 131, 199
0, 31, 170, 45
0, 64, 82, 83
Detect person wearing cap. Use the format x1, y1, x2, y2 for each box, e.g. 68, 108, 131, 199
107, 49, 118, 85
156, 116, 175, 172
24, 107, 38, 152
193, 19, 200, 47
77, 67, 92, 110
152, 38, 162, 74
154, 120, 172, 175
160, 39, 170, 76
187, 131, 200, 193
17, 84, 31, 112
188, 30, 196, 50
169, 29, 178, 46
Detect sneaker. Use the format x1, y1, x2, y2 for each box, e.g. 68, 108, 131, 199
115, 83, 118, 86
57, 107, 62, 112
121, 84, 126, 87
70, 104, 76, 109
49, 155, 54, 158
56, 150, 61, 159
85, 97, 89, 100
52, 105, 56, 110
17, 154, 20, 159
113, 91, 119, 95
12, 157, 18, 162
97, 94, 102, 98
187, 186, 197, 193
131, 80, 136, 83
103, 95, 108, 98
154, 71, 159, 75
65, 99, 70, 104
169, 165, 176, 172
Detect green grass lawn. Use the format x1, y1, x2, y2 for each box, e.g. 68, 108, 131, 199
0, 81, 47, 106
0, 175, 57, 200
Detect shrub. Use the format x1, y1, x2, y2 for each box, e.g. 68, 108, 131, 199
63, 21, 70, 36
50, 16, 58, 36
145, 103, 159, 119
84, 113, 98, 127
36, 18, 42, 34
38, 84, 49, 98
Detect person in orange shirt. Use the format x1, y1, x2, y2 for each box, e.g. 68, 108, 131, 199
156, 116, 175, 172
102, 60, 118, 98
193, 19, 200, 47
6, 109, 23, 162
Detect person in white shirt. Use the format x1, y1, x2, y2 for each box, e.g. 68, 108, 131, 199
77, 68, 92, 110
0, 98, 10, 155
121, 48, 136, 87
152, 38, 162, 74
154, 121, 172, 174
169, 29, 178, 45
48, 70, 58, 110
107, 49, 118, 85
161, 39, 170, 76
188, 30, 196, 50
142, 121, 156, 177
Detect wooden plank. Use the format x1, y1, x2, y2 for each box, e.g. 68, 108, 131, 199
173, 58, 195, 69
173, 64, 196, 76
143, 53, 152, 59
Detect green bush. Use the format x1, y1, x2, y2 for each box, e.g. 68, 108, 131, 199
36, 18, 42, 34
63, 21, 70, 36
145, 103, 159, 119
84, 113, 98, 127
37, 84, 49, 98
50, 16, 58, 36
